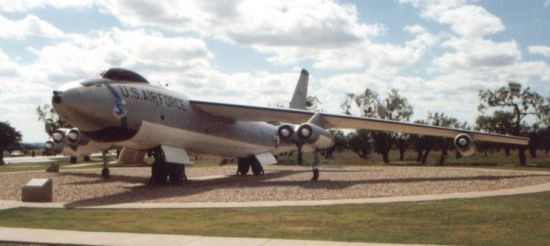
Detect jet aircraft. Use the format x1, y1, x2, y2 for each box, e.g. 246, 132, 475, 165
50, 68, 529, 184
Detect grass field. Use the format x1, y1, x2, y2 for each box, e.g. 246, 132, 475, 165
1, 150, 550, 244
0, 191, 549, 245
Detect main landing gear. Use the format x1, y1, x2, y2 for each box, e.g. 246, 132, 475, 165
101, 150, 110, 178
236, 156, 264, 176
149, 147, 187, 185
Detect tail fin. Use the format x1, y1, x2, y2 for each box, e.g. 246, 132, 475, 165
289, 69, 309, 110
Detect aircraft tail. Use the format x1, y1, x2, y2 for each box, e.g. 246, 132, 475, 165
289, 69, 309, 110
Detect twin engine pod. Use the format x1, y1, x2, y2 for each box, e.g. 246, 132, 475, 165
277, 123, 335, 149
44, 128, 91, 155
51, 128, 89, 145
454, 133, 475, 157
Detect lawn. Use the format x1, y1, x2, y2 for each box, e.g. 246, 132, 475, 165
1, 191, 550, 245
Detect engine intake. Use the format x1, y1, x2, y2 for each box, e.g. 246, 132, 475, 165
454, 133, 475, 157
296, 123, 334, 150
51, 129, 66, 143
277, 124, 295, 141
44, 140, 63, 154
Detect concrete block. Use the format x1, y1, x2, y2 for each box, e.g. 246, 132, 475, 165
46, 164, 59, 173
22, 178, 52, 202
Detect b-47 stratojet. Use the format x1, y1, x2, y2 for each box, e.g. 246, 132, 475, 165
50, 68, 528, 184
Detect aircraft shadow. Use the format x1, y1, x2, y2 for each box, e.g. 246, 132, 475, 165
61, 168, 550, 208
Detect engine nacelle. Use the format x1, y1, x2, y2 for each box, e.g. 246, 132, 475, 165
454, 133, 475, 157
51, 129, 67, 143
44, 139, 63, 154
295, 123, 335, 150
67, 128, 90, 145
45, 128, 110, 157
277, 124, 295, 141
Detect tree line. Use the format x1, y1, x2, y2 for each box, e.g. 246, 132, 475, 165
319, 82, 550, 166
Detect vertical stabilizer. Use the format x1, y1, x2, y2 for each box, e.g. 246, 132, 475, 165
289, 69, 309, 110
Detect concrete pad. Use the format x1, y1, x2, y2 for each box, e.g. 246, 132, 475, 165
183, 236, 269, 246
261, 238, 351, 246
0, 227, 430, 246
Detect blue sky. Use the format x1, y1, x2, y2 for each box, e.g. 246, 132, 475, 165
0, 0, 549, 142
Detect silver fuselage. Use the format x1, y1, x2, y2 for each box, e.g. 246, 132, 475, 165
53, 79, 298, 158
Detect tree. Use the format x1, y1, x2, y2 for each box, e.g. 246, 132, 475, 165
432, 113, 460, 166
478, 82, 546, 166
476, 111, 515, 156
409, 113, 461, 165
347, 130, 372, 159
342, 89, 413, 163
37, 105, 71, 136
322, 130, 346, 159
0, 122, 22, 165
36, 104, 80, 163
305, 95, 322, 112
395, 134, 410, 161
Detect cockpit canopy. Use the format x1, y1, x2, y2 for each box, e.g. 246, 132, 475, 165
100, 68, 149, 83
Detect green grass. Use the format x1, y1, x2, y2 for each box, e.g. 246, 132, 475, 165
1, 191, 550, 245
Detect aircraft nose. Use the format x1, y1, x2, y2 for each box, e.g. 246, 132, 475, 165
51, 86, 116, 132
52, 91, 63, 104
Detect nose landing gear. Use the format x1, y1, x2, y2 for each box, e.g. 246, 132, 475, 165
101, 150, 110, 178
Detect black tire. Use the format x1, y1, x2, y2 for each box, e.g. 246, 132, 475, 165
237, 158, 251, 175
251, 159, 264, 176
151, 158, 168, 185
101, 167, 110, 178
168, 163, 185, 185
311, 168, 319, 181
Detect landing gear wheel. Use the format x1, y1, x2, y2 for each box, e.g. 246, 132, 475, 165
251, 159, 264, 176
311, 168, 319, 181
168, 163, 186, 185
237, 158, 251, 175
151, 159, 168, 185
101, 167, 110, 178
150, 147, 168, 185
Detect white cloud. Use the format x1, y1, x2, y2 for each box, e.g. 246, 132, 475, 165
101, 0, 427, 73
0, 0, 98, 12
24, 28, 213, 83
0, 50, 18, 76
528, 45, 550, 57
434, 38, 521, 71
104, 0, 383, 49
0, 14, 63, 39
402, 0, 504, 37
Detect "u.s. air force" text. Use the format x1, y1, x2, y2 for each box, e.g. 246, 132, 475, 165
118, 85, 186, 111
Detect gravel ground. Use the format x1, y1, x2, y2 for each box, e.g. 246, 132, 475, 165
1, 165, 550, 206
